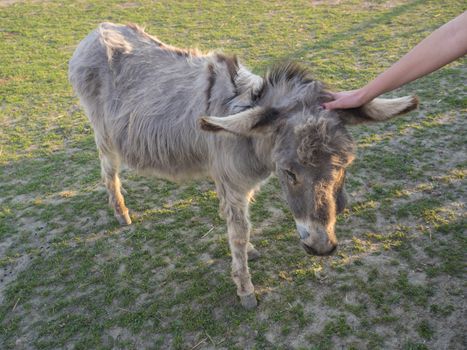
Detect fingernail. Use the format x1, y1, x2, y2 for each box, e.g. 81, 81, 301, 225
320, 104, 326, 110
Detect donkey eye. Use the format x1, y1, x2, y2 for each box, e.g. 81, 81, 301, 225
285, 170, 297, 185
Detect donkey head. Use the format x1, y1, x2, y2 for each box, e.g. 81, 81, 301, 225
201, 62, 418, 256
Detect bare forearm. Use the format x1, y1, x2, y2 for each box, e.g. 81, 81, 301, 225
323, 12, 467, 110
360, 11, 467, 102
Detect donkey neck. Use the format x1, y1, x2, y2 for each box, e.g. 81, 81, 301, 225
250, 136, 277, 178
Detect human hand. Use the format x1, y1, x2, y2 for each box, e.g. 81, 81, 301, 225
323, 89, 369, 110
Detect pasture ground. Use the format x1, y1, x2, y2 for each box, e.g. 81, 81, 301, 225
0, 1, 466, 349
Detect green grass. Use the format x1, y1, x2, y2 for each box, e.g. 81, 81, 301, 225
1, 0, 466, 349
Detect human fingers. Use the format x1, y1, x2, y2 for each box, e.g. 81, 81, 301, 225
323, 90, 366, 110
322, 100, 340, 110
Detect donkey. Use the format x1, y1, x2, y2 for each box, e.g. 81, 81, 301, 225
69, 22, 418, 309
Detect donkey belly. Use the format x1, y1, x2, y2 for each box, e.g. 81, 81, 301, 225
114, 117, 211, 183
123, 151, 210, 183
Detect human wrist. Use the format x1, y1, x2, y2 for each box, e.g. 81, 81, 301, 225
355, 86, 373, 105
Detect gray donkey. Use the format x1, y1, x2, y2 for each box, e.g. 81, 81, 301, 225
69, 23, 418, 309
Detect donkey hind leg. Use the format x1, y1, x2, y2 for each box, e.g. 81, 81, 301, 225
218, 186, 257, 309
100, 151, 131, 225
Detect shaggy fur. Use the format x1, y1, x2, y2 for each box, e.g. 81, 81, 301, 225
296, 117, 355, 168
69, 22, 418, 309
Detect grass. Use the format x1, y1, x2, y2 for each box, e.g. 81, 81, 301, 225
1, 0, 466, 349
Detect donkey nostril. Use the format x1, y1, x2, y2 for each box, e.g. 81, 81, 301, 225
301, 243, 318, 255
296, 225, 310, 240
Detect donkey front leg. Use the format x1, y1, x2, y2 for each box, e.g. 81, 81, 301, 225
218, 189, 257, 309
226, 204, 257, 309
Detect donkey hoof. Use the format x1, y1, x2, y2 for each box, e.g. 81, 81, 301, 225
116, 212, 132, 226
240, 293, 257, 309
247, 247, 261, 261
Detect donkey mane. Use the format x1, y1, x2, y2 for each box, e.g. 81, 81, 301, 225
252, 61, 331, 115
265, 61, 316, 86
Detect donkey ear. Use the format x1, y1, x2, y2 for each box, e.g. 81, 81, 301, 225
199, 106, 282, 136
340, 96, 419, 125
